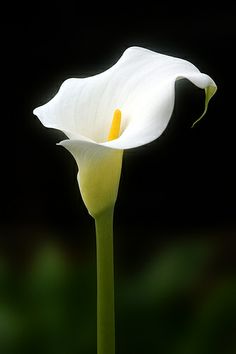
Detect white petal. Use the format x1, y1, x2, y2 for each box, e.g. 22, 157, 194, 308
33, 47, 216, 148
59, 139, 123, 218
103, 71, 217, 150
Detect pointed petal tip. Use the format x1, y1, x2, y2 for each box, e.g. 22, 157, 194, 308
57, 140, 68, 147
33, 106, 44, 120
33, 107, 39, 116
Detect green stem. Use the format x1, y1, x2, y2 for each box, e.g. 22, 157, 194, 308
95, 207, 115, 354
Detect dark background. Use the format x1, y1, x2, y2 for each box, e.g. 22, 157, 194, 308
1, 2, 236, 354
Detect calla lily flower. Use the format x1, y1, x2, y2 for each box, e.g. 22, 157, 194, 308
34, 46, 216, 354
33, 46, 216, 218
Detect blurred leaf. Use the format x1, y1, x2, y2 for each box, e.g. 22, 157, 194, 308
120, 239, 213, 308
26, 243, 69, 296
175, 276, 236, 354
23, 242, 96, 354
0, 304, 28, 354
116, 239, 215, 354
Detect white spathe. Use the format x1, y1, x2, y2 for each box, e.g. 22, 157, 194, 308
33, 46, 217, 217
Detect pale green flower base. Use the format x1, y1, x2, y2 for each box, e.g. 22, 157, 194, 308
95, 207, 115, 354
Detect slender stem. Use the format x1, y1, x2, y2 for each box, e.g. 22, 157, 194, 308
95, 207, 115, 354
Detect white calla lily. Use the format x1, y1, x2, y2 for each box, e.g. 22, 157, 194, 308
33, 46, 216, 217
33, 46, 217, 354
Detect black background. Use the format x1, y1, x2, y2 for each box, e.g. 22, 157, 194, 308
1, 2, 236, 353
3, 2, 235, 264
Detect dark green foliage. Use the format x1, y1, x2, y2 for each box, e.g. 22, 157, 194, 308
0, 239, 235, 354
